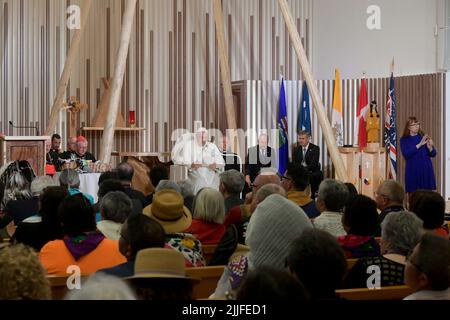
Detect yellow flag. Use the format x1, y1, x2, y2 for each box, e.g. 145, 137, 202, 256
332, 68, 343, 146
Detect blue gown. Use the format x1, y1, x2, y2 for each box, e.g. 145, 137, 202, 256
399, 135, 436, 193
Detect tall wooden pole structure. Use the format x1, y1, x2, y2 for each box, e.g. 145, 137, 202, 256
278, 0, 348, 181
44, 0, 93, 136
99, 0, 138, 164
213, 0, 238, 151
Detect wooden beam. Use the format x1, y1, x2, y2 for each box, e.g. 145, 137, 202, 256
213, 0, 238, 151
44, 0, 93, 136
99, 0, 137, 164
277, 0, 348, 181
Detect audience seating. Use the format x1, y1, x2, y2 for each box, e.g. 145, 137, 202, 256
336, 285, 413, 300
47, 274, 89, 300
202, 244, 218, 264
186, 265, 225, 299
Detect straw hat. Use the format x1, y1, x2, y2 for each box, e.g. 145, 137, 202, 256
125, 248, 198, 281
142, 189, 192, 233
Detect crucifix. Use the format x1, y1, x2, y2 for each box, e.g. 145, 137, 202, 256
63, 96, 88, 138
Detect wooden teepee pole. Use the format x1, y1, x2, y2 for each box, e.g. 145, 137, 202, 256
44, 0, 93, 136
99, 0, 137, 164
278, 0, 348, 181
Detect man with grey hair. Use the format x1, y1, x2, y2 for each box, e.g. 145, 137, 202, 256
245, 132, 276, 186
219, 169, 245, 214
59, 169, 94, 204
97, 191, 132, 240
177, 179, 195, 212
313, 179, 349, 237
375, 180, 405, 223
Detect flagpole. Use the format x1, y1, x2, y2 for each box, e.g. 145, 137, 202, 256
278, 0, 348, 181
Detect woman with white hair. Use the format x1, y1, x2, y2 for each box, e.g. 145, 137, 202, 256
344, 211, 423, 288
211, 194, 313, 299
185, 188, 226, 244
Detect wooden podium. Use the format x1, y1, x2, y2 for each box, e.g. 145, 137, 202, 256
361, 143, 386, 199
0, 136, 50, 176
339, 147, 361, 193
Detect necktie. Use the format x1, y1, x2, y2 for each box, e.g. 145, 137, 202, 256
302, 148, 307, 166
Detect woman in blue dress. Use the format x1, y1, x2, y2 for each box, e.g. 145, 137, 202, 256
400, 117, 436, 194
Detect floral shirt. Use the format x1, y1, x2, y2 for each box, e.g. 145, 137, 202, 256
165, 233, 206, 267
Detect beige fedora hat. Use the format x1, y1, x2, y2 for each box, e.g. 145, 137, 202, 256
142, 189, 192, 234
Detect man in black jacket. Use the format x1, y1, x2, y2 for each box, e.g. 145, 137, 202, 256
292, 130, 323, 198
245, 133, 276, 185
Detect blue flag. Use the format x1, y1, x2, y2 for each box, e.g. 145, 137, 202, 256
298, 81, 311, 135
384, 73, 397, 179
277, 79, 289, 176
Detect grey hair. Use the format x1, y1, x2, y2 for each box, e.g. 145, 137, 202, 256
220, 169, 245, 195
155, 180, 181, 193
381, 210, 423, 256
317, 179, 349, 212
100, 191, 132, 223
378, 180, 404, 203
65, 273, 136, 300
193, 188, 225, 224
255, 183, 287, 203
31, 176, 57, 196
298, 130, 311, 138
177, 179, 195, 198
59, 169, 80, 189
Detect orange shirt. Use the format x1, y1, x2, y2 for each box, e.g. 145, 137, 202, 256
39, 239, 126, 275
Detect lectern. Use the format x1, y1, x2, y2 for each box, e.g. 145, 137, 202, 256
0, 136, 50, 176
360, 143, 386, 198
339, 147, 361, 192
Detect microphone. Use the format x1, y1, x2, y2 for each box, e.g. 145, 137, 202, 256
9, 121, 40, 136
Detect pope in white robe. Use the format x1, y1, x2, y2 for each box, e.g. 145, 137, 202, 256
171, 128, 225, 194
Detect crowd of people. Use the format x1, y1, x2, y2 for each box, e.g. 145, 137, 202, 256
0, 153, 449, 300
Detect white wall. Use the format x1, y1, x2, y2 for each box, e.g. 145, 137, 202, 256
312, 0, 438, 79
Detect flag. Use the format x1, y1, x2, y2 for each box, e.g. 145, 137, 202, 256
384, 73, 397, 179
332, 68, 344, 146
277, 79, 289, 176
356, 79, 369, 148
298, 81, 311, 135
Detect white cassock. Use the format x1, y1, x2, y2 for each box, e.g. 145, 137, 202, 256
171, 133, 225, 194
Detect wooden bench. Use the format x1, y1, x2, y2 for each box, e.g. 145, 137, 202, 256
47, 274, 89, 300
336, 285, 413, 300
186, 265, 225, 299
202, 244, 218, 264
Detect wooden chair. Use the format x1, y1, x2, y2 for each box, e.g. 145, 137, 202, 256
186, 265, 225, 299
47, 274, 89, 300
202, 244, 218, 264
336, 285, 413, 300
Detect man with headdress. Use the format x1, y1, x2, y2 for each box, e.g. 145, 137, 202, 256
171, 127, 224, 194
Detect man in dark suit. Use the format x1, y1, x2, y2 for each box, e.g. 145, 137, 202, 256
245, 133, 276, 185
292, 130, 323, 198
220, 135, 241, 172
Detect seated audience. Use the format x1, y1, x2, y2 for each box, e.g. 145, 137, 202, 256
375, 180, 405, 224
39, 194, 126, 274
126, 248, 197, 300
177, 179, 195, 213
211, 194, 312, 299
404, 233, 450, 300
408, 190, 449, 238
313, 179, 349, 237
224, 172, 280, 228
155, 180, 182, 193
344, 182, 358, 203
65, 273, 137, 300
236, 267, 309, 301
59, 169, 94, 204
117, 162, 147, 207
344, 211, 423, 288
287, 229, 347, 301
281, 162, 320, 219
145, 165, 169, 205
0, 244, 51, 299
143, 190, 205, 267
338, 195, 381, 258
185, 188, 226, 244
219, 169, 245, 214
13, 186, 68, 251
97, 191, 132, 240
98, 213, 165, 278
0, 171, 38, 228
98, 170, 120, 186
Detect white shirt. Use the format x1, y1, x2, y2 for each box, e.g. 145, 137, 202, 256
313, 211, 347, 237
301, 143, 309, 166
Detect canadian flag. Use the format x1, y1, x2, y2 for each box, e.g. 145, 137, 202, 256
356, 79, 369, 148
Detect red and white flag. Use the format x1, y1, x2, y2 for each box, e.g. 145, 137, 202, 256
356, 79, 369, 148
